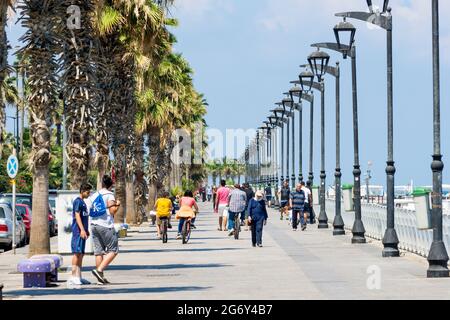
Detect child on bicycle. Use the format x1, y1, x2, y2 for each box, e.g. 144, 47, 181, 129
175, 190, 199, 239
154, 191, 173, 240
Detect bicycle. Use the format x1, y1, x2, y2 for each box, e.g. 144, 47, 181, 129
181, 218, 192, 244
160, 217, 169, 243
233, 212, 241, 240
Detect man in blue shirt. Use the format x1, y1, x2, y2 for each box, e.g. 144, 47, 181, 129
289, 184, 306, 231
67, 183, 92, 289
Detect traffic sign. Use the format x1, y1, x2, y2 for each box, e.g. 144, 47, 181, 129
7, 155, 19, 179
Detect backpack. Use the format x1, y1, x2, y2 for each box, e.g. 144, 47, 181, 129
89, 192, 108, 218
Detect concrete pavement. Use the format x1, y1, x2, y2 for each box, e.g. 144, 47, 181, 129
1, 201, 450, 300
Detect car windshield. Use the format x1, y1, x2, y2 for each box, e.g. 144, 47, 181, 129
16, 206, 27, 216
49, 199, 55, 208
0, 195, 31, 207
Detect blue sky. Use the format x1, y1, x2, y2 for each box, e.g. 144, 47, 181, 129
4, 0, 450, 188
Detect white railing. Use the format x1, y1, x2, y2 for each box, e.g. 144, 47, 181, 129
314, 199, 450, 258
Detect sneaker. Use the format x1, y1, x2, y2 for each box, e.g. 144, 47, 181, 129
228, 231, 234, 237
257, 244, 263, 247
80, 278, 91, 285
191, 224, 196, 229
302, 224, 307, 231
280, 216, 283, 220
252, 244, 256, 247
92, 269, 106, 284
293, 228, 297, 231
66, 278, 81, 289
168, 223, 173, 229
71, 277, 82, 285
176, 234, 182, 240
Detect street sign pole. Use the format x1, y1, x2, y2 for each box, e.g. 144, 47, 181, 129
7, 149, 19, 255
12, 178, 16, 255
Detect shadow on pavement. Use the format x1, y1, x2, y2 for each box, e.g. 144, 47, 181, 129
5, 286, 212, 297
118, 248, 243, 254
82, 263, 232, 272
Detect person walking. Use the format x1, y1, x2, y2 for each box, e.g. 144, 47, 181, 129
248, 191, 268, 247
87, 175, 120, 285
176, 190, 199, 239
264, 183, 273, 207
227, 184, 247, 237
243, 183, 255, 230
67, 183, 93, 289
278, 180, 291, 220
301, 181, 314, 224
215, 180, 230, 231
290, 183, 307, 231
206, 185, 212, 202
212, 186, 218, 210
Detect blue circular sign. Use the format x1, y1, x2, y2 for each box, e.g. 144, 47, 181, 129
7, 155, 19, 179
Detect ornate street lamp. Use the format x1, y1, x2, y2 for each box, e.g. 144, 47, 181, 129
335, 0, 396, 255
290, 86, 305, 185
299, 69, 314, 92
308, 49, 330, 82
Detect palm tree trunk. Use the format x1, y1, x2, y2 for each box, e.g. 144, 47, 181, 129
147, 126, 160, 209
29, 163, 50, 256
19, 71, 25, 159
0, 4, 8, 159
114, 160, 126, 223
125, 177, 136, 224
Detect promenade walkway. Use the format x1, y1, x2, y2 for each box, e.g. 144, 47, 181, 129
1, 202, 450, 300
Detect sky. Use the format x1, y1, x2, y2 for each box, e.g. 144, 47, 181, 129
4, 0, 450, 188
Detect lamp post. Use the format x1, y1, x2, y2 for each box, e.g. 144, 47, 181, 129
300, 59, 344, 236
311, 18, 365, 243
283, 97, 295, 189
427, 0, 449, 278
335, 0, 397, 253
365, 161, 372, 203
272, 107, 285, 189
298, 70, 315, 187
290, 86, 304, 185
292, 73, 328, 229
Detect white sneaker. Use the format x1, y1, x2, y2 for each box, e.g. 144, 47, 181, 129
66, 278, 81, 289
72, 277, 83, 285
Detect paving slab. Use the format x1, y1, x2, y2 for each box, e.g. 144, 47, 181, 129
1, 202, 450, 300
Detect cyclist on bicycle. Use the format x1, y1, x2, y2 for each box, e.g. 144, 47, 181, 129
227, 184, 247, 237
154, 191, 173, 240
176, 190, 199, 240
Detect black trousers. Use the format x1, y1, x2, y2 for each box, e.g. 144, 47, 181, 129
251, 217, 265, 245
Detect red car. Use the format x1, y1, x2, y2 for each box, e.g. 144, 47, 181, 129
16, 204, 56, 244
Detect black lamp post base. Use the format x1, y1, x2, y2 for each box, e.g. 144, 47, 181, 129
333, 215, 345, 236
382, 247, 400, 257
351, 235, 366, 244
427, 241, 450, 278
318, 222, 329, 229
333, 229, 345, 236
382, 228, 400, 257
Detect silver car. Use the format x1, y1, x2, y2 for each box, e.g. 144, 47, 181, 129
0, 204, 27, 251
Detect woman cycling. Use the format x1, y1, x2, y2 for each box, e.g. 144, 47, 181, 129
176, 190, 199, 240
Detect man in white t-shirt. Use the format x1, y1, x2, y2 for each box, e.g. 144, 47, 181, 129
301, 181, 314, 224
85, 175, 121, 285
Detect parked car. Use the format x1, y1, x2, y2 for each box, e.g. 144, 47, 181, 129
0, 203, 27, 250
48, 190, 58, 235
0, 194, 56, 237
16, 204, 57, 242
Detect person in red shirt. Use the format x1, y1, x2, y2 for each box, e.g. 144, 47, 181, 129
214, 180, 230, 231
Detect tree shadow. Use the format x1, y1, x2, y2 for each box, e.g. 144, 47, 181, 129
117, 248, 243, 254
5, 285, 212, 297
82, 263, 232, 272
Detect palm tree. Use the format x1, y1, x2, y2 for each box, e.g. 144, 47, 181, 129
0, 0, 15, 158
0, 74, 19, 157
59, 0, 99, 191
18, 0, 60, 256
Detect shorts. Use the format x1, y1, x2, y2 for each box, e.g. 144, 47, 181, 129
280, 200, 289, 208
266, 195, 272, 201
92, 224, 119, 256
218, 204, 228, 217
156, 215, 170, 226
71, 234, 86, 254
